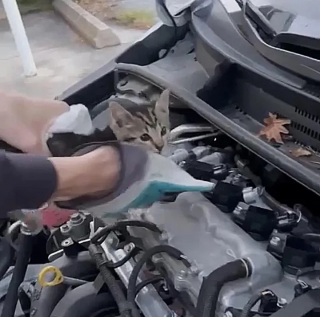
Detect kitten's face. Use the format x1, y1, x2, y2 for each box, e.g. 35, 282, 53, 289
109, 89, 170, 153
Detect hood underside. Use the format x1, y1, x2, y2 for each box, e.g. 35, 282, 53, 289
241, 0, 320, 81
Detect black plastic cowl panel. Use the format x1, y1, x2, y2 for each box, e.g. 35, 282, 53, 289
242, 0, 320, 82
192, 0, 320, 151
191, 0, 305, 88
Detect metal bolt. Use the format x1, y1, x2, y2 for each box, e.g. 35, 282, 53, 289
278, 297, 287, 307
243, 187, 259, 204
233, 205, 243, 216
70, 213, 83, 225
60, 224, 70, 234
62, 238, 72, 247
179, 161, 186, 168
224, 311, 233, 317
124, 242, 135, 253
270, 236, 281, 247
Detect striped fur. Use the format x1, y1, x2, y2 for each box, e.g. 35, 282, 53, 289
109, 89, 170, 153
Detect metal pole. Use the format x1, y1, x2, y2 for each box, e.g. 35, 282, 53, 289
1, 0, 37, 77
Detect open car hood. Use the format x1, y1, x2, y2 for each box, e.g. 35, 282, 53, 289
242, 0, 320, 81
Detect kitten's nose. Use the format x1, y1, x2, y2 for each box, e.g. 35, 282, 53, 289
153, 147, 161, 153
154, 139, 164, 152
154, 144, 163, 153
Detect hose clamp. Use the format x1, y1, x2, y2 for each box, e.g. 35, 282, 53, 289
240, 258, 251, 278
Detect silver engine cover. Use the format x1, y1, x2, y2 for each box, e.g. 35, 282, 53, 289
127, 192, 299, 316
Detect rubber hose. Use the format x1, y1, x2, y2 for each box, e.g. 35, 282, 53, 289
135, 276, 164, 296
1, 233, 33, 317
258, 187, 292, 217
240, 293, 263, 317
196, 259, 251, 317
91, 220, 161, 244
303, 233, 320, 242
0, 238, 14, 280
88, 244, 131, 317
107, 247, 140, 269
234, 155, 261, 186
127, 245, 191, 317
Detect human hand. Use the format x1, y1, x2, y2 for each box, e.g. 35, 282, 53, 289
0, 90, 68, 155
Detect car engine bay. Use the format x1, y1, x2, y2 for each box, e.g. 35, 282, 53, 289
1, 77, 320, 317
2, 0, 320, 315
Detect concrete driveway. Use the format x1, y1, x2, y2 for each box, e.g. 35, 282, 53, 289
0, 10, 142, 98
0, 0, 233, 99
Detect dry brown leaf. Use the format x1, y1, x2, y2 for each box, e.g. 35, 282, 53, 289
290, 147, 312, 158
259, 113, 291, 144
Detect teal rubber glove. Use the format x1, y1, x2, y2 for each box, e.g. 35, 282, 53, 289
58, 142, 214, 219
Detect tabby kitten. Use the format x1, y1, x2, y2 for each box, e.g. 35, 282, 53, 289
47, 89, 170, 156
109, 89, 170, 153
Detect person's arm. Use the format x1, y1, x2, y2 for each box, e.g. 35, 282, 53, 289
0, 147, 120, 216
0, 151, 57, 214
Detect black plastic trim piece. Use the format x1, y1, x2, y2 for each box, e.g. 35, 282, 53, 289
269, 289, 320, 317
241, 8, 320, 82
115, 63, 320, 196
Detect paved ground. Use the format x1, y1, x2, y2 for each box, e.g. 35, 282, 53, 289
0, 0, 197, 99
0, 10, 145, 98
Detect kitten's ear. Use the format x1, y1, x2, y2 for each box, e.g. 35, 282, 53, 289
155, 89, 170, 114
155, 89, 170, 127
109, 101, 135, 128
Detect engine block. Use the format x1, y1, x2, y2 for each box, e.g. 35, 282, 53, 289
125, 192, 304, 316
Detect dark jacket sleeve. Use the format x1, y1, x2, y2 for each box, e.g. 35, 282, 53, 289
0, 151, 57, 216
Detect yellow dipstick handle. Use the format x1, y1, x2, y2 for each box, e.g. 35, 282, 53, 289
38, 266, 64, 287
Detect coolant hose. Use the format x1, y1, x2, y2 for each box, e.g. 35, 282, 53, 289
240, 293, 263, 317
1, 233, 33, 317
135, 276, 164, 296
0, 238, 14, 280
91, 220, 161, 244
88, 244, 131, 317
196, 259, 251, 317
127, 245, 191, 317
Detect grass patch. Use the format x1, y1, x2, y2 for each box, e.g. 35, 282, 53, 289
17, 0, 52, 13
115, 9, 155, 29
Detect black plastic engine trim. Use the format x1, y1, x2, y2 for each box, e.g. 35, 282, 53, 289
115, 62, 320, 196
269, 289, 320, 317
50, 282, 118, 317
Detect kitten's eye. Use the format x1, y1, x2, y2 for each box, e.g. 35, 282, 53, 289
140, 134, 151, 141
161, 127, 167, 136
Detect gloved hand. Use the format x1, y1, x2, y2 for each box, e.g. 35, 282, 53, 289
57, 142, 214, 218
